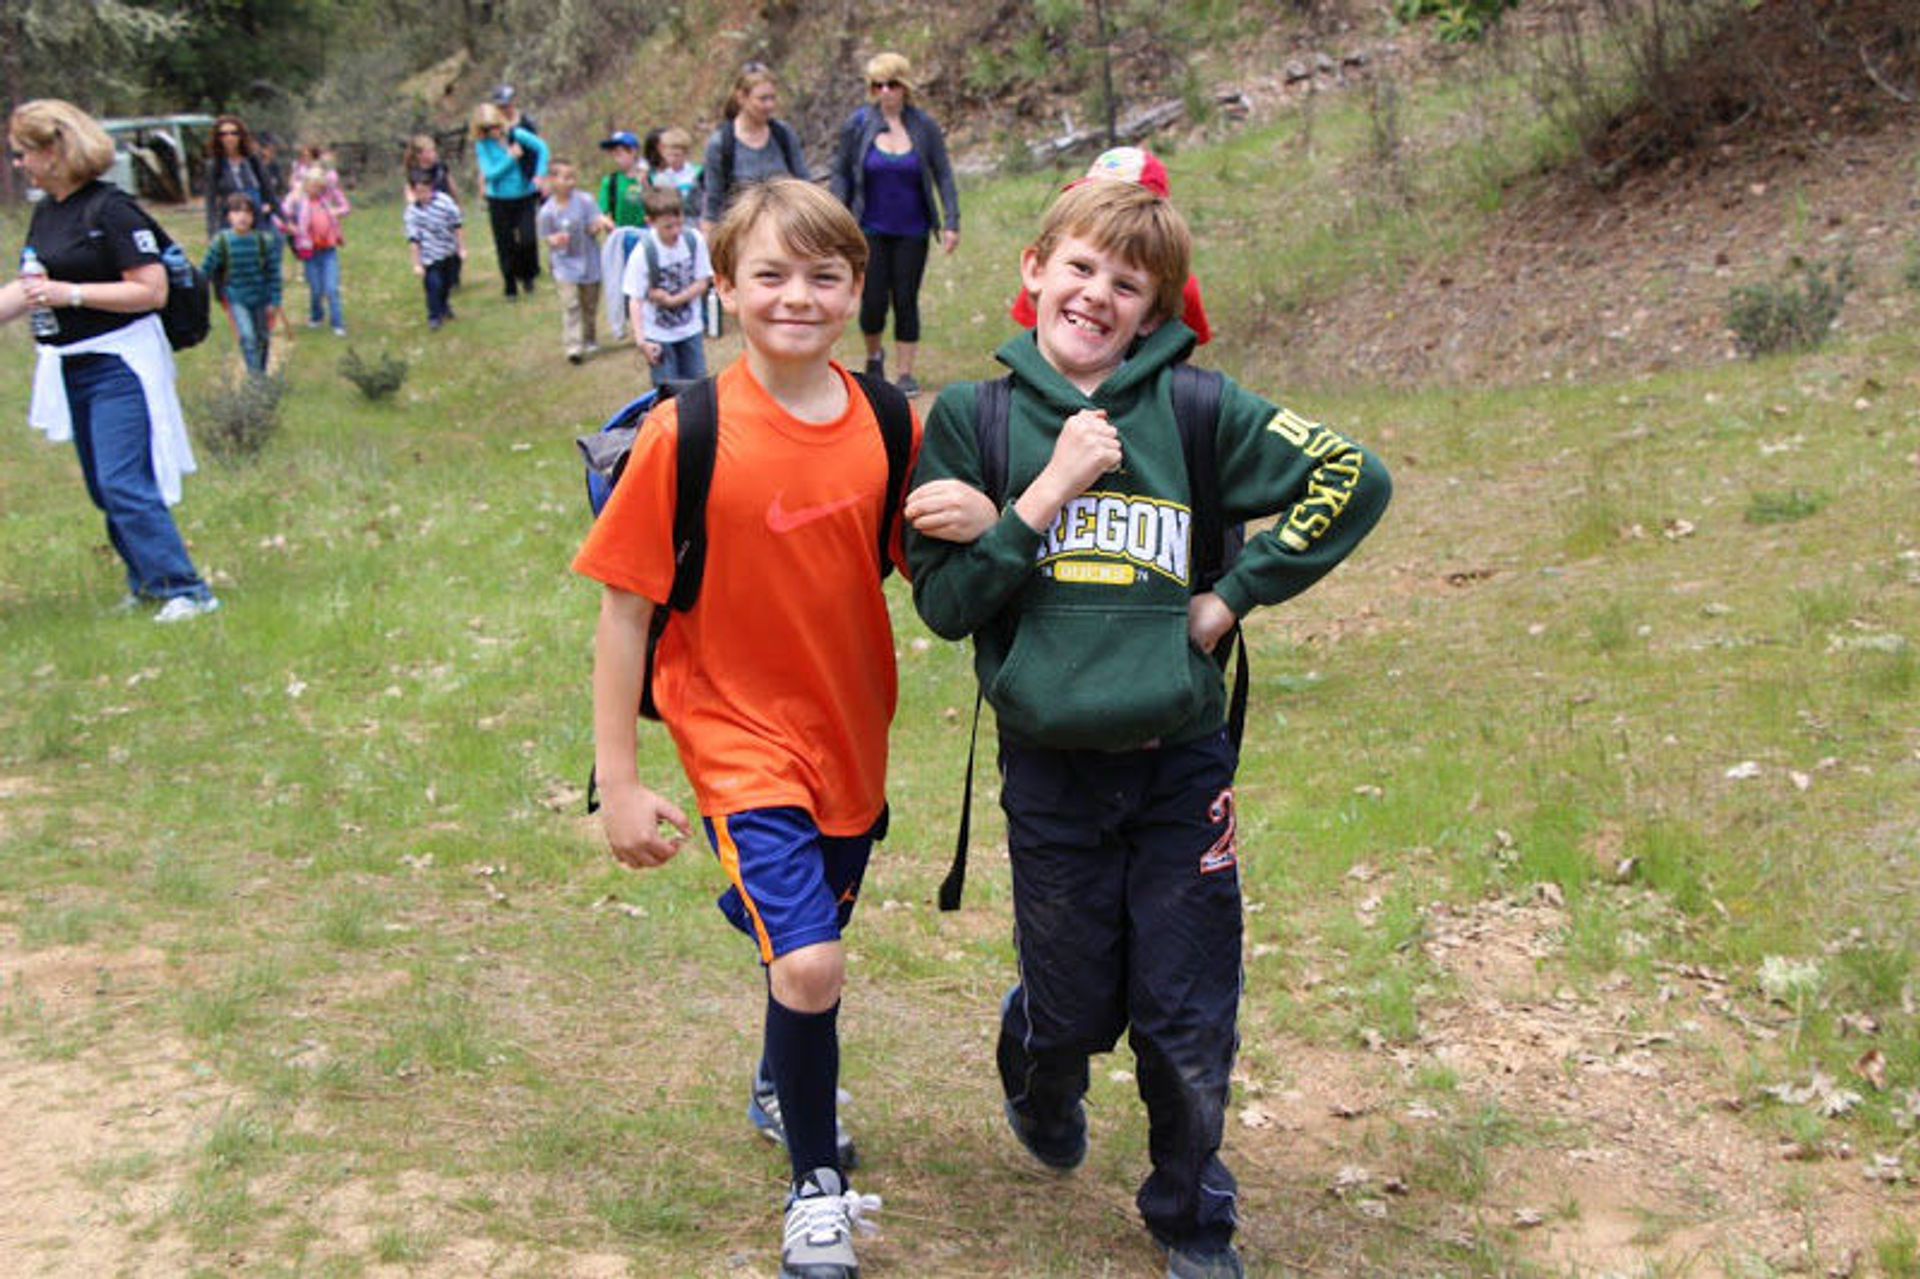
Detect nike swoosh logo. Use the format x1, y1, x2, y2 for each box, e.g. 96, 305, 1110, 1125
766, 491, 865, 533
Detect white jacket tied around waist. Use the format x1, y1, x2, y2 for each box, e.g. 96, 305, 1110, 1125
29, 313, 197, 506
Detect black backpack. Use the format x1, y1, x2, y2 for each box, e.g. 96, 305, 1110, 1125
577, 371, 915, 812
937, 364, 1246, 910
73, 184, 212, 351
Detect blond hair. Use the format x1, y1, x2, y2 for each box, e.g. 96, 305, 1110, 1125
864, 52, 914, 100
710, 177, 866, 284
658, 126, 693, 152
1030, 181, 1191, 325
7, 99, 115, 186
470, 102, 508, 139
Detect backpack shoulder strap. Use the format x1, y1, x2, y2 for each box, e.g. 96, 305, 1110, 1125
717, 125, 736, 195
773, 119, 802, 174
643, 231, 662, 292
971, 376, 1014, 506
1171, 364, 1227, 589
1169, 363, 1248, 748
847, 369, 912, 580
666, 376, 720, 612
941, 374, 1016, 913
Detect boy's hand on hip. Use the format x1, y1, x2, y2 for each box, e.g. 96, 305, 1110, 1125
1187, 592, 1237, 654
905, 478, 999, 544
600, 782, 691, 869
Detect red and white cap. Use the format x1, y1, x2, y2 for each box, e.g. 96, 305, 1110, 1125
1082, 146, 1170, 198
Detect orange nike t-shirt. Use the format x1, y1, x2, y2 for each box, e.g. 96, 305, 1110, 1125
572, 359, 920, 835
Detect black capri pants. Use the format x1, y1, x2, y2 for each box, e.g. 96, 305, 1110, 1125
486, 193, 542, 294
859, 231, 931, 343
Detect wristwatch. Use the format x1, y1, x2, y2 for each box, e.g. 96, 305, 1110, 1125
68, 285, 83, 309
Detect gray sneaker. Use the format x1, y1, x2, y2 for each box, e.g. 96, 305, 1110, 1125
864, 352, 885, 382
894, 373, 920, 397
780, 1167, 880, 1279
750, 1062, 859, 1169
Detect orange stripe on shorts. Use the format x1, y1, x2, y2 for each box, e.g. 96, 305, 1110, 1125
714, 815, 776, 964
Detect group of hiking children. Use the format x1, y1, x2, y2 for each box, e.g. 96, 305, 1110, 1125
574, 147, 1392, 1278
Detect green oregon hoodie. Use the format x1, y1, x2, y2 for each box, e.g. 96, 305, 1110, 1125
906, 323, 1391, 751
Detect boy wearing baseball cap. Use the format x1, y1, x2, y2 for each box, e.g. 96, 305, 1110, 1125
1009, 146, 1213, 345
596, 129, 651, 231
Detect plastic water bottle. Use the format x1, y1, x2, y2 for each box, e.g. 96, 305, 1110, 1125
19, 247, 60, 339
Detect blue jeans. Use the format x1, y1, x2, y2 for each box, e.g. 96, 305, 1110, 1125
422, 259, 455, 323
650, 333, 707, 387
228, 300, 271, 374
61, 353, 209, 602
302, 247, 343, 328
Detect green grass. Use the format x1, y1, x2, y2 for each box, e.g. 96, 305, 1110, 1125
2, 49, 1918, 1278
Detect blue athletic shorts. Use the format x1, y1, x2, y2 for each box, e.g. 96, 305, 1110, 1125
705, 806, 885, 963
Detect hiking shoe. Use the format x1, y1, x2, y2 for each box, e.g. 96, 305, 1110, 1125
864, 352, 885, 381
894, 373, 920, 397
780, 1167, 881, 1279
1003, 1096, 1086, 1171
153, 595, 221, 624
751, 1063, 859, 1170
1164, 1241, 1245, 1279
567, 350, 584, 365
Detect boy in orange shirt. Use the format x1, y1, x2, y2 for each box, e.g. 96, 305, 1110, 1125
573, 178, 924, 1279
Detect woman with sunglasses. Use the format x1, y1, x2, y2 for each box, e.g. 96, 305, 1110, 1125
4, 100, 221, 622
471, 101, 549, 300
829, 52, 959, 398
202, 114, 283, 242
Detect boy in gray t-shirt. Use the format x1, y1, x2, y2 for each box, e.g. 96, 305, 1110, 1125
536, 159, 605, 362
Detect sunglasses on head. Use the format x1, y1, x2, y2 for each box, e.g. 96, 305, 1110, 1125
869, 79, 903, 91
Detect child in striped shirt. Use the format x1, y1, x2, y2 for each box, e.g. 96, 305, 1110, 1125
201, 193, 282, 374
404, 172, 467, 330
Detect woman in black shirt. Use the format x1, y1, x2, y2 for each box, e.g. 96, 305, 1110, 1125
3, 99, 220, 621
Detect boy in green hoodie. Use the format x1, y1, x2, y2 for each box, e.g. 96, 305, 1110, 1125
903, 180, 1390, 1279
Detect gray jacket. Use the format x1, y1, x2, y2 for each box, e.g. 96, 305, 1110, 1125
829, 104, 959, 234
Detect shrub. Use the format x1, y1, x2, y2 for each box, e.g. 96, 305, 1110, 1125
339, 347, 408, 401
1393, 0, 1518, 43
1724, 256, 1854, 357
193, 372, 287, 466
1745, 488, 1830, 526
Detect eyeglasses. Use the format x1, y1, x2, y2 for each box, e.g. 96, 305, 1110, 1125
216, 128, 241, 137
869, 79, 904, 91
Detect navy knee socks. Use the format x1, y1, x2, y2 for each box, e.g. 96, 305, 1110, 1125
763, 993, 841, 1183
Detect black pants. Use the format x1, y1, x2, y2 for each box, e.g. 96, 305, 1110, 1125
997, 729, 1242, 1251
486, 193, 541, 294
859, 231, 930, 342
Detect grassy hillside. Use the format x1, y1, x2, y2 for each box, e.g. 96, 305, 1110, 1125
2, 72, 1918, 1279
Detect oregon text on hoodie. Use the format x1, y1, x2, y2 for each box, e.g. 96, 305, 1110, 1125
906, 323, 1391, 751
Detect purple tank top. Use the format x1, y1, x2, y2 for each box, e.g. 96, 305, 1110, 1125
861, 144, 929, 237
